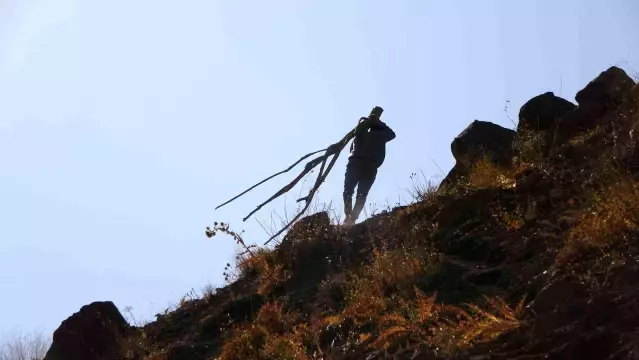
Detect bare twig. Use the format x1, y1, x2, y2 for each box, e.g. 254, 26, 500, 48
215, 147, 328, 210
504, 99, 517, 128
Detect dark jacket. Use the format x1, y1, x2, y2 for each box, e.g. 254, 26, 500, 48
350, 118, 396, 167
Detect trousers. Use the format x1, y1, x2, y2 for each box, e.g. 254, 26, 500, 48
343, 157, 378, 202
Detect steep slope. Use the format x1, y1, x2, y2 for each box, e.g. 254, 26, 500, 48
45, 66, 639, 360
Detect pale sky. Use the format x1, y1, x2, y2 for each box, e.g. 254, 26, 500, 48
1, 0, 638, 336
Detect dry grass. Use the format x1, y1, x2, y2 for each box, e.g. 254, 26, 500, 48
408, 171, 440, 204
235, 248, 291, 295
201, 283, 217, 301
217, 303, 317, 360
494, 199, 537, 232
444, 295, 526, 346
361, 289, 526, 356
465, 156, 516, 190
557, 175, 639, 266
368, 248, 439, 291
256, 301, 296, 334
261, 335, 309, 360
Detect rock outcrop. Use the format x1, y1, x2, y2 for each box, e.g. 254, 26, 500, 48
516, 92, 578, 154
571, 66, 636, 132
441, 120, 516, 189
44, 301, 130, 360
575, 66, 635, 107
518, 92, 577, 133
451, 120, 516, 168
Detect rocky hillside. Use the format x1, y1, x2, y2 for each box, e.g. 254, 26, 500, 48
44, 66, 639, 360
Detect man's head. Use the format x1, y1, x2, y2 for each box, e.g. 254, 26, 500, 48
369, 106, 384, 120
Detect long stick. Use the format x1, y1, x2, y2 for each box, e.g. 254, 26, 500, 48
215, 147, 327, 210
297, 152, 328, 204
242, 154, 326, 221
215, 122, 360, 245
263, 158, 330, 245
264, 138, 349, 245
239, 129, 355, 221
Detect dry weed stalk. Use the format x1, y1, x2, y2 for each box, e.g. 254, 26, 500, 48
207, 222, 289, 290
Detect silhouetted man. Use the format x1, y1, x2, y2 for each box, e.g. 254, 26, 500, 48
343, 106, 396, 225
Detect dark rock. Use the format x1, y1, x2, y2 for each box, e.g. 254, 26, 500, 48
438, 163, 463, 190
553, 68, 635, 138
575, 66, 635, 107
513, 166, 547, 191
44, 301, 130, 360
518, 92, 577, 133
464, 266, 509, 287
528, 277, 588, 314
227, 293, 264, 322
279, 211, 331, 253
434, 189, 500, 231
451, 120, 516, 169
440, 120, 516, 189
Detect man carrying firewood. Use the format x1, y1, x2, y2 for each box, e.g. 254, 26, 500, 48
343, 106, 396, 226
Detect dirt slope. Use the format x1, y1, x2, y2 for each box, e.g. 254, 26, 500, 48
45, 66, 639, 360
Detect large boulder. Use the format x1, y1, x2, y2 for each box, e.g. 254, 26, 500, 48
440, 120, 516, 189
516, 68, 636, 152
518, 92, 577, 133
451, 120, 516, 169
575, 66, 635, 107
565, 67, 637, 135
44, 301, 130, 360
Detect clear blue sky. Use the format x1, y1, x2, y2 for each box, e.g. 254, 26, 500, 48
1, 0, 638, 336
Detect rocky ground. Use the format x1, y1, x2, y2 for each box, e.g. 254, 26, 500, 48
44, 66, 639, 360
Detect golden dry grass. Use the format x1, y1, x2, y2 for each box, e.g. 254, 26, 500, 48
465, 156, 516, 190
557, 176, 639, 266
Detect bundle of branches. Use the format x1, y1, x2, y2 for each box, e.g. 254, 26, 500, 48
215, 119, 366, 245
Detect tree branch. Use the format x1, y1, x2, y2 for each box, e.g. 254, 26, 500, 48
215, 147, 327, 210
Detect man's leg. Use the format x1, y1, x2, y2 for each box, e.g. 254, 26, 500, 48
350, 164, 378, 223
343, 160, 359, 223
